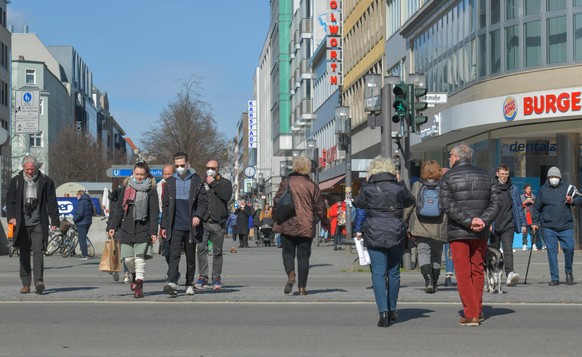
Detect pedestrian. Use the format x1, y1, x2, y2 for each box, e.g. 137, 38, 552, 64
441, 144, 501, 326
489, 164, 527, 287
329, 200, 347, 251
108, 162, 159, 298
251, 202, 261, 241
156, 164, 175, 277
531, 166, 582, 286
403, 160, 447, 294
226, 208, 237, 239
6, 155, 60, 295
273, 156, 329, 296
353, 156, 415, 327
195, 159, 233, 291
520, 184, 544, 250
73, 190, 93, 260
259, 203, 272, 225
233, 199, 252, 248
440, 167, 455, 287
105, 186, 126, 282
161, 152, 208, 296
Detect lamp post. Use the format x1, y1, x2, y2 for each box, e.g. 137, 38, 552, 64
307, 138, 321, 246
258, 172, 265, 207
336, 106, 352, 251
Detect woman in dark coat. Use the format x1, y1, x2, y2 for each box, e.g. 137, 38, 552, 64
233, 199, 252, 248
354, 157, 415, 327
108, 162, 159, 298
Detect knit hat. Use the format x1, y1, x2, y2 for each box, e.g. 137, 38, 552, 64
547, 166, 561, 178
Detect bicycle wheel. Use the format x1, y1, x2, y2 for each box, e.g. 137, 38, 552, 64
45, 234, 64, 256
86, 238, 95, 257
63, 230, 78, 258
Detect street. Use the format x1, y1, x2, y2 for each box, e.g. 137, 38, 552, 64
1, 242, 582, 356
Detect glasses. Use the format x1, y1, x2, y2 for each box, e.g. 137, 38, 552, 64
206, 167, 217, 170
175, 164, 186, 168
448, 153, 454, 158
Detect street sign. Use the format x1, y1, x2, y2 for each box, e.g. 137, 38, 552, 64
106, 165, 165, 178
425, 93, 448, 104
15, 90, 40, 133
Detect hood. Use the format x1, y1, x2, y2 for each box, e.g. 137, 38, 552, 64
368, 172, 397, 184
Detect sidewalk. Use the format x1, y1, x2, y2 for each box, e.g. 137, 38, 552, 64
0, 239, 581, 304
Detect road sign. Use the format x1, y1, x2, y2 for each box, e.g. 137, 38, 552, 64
15, 90, 40, 133
425, 93, 448, 104
106, 165, 165, 178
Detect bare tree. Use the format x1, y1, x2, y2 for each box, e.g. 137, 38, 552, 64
48, 126, 113, 186
140, 76, 228, 173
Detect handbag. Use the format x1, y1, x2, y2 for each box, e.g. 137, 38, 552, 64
99, 237, 121, 272
274, 184, 295, 223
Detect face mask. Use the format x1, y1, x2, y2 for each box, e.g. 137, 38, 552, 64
176, 167, 186, 175
206, 169, 216, 177
549, 177, 560, 187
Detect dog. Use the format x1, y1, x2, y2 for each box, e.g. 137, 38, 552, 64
484, 245, 504, 294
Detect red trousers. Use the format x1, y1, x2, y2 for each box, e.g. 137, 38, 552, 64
450, 239, 487, 319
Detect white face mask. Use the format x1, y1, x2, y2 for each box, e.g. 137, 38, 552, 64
176, 167, 186, 175
549, 177, 560, 187
206, 169, 216, 177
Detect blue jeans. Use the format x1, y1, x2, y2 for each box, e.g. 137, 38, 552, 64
368, 246, 403, 313
77, 225, 90, 257
444, 243, 454, 276
543, 227, 574, 281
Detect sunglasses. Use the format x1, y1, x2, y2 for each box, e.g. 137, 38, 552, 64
175, 164, 186, 168
206, 167, 217, 170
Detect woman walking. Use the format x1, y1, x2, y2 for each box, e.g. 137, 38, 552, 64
403, 160, 447, 293
273, 156, 329, 296
233, 200, 252, 248
354, 157, 415, 327
109, 162, 159, 298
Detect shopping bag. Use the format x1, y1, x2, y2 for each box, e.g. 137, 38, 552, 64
354, 237, 371, 265
99, 238, 121, 272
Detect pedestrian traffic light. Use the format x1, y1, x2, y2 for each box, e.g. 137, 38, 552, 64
412, 84, 428, 133
392, 84, 410, 124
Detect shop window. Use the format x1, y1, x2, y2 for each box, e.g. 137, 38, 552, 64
506, 25, 519, 70
524, 21, 541, 67
547, 16, 567, 64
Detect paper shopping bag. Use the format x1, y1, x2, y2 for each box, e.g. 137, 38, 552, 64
99, 238, 121, 272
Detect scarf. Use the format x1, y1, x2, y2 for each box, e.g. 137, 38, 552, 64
23, 171, 39, 215
124, 177, 152, 222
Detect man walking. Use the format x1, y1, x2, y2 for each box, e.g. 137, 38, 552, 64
490, 164, 527, 287
531, 166, 582, 286
73, 190, 94, 260
195, 160, 233, 290
161, 152, 208, 296
157, 164, 175, 274
441, 145, 501, 326
6, 155, 60, 294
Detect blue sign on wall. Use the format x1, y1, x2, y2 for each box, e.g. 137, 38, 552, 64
107, 168, 163, 177
57, 197, 103, 217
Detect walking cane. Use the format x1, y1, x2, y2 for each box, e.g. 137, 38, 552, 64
523, 230, 537, 284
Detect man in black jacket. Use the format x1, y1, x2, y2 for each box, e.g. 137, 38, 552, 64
441, 145, 501, 326
7, 155, 60, 294
194, 160, 233, 290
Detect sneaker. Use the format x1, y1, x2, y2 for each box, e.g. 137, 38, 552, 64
35, 281, 45, 295
213, 278, 223, 290
163, 282, 178, 296
459, 317, 480, 326
112, 272, 120, 282
542, 245, 547, 250
522, 245, 527, 251
185, 285, 195, 295
506, 271, 520, 287
78, 256, 88, 261
194, 276, 208, 289
123, 273, 130, 284
533, 246, 539, 251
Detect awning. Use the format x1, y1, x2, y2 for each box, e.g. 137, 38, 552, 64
319, 175, 345, 191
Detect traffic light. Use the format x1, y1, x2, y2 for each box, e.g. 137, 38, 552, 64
412, 84, 428, 132
392, 84, 410, 124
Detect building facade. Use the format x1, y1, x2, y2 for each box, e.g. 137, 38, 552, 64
0, 0, 10, 203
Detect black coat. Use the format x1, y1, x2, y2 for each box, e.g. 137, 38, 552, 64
354, 172, 415, 249
233, 205, 252, 235
6, 171, 60, 249
109, 182, 159, 243
204, 174, 233, 226
440, 160, 501, 241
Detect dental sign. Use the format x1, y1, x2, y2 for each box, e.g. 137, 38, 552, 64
327, 0, 342, 86
503, 88, 582, 122
248, 100, 257, 149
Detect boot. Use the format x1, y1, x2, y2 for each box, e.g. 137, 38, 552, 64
377, 312, 390, 328
444, 274, 453, 287
420, 265, 434, 294
432, 268, 441, 292
130, 273, 137, 291
133, 279, 144, 298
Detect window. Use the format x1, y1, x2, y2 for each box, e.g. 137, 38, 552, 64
478, 34, 487, 76
479, 0, 486, 29
525, 21, 541, 67
490, 30, 501, 74
39, 98, 44, 115
547, 16, 567, 64
490, 0, 500, 25
525, 0, 541, 16
575, 14, 582, 60
576, 0, 582, 7
547, 0, 566, 11
506, 25, 519, 70
506, 0, 517, 20
25, 69, 36, 85
29, 132, 43, 148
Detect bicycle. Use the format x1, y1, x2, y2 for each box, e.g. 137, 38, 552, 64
64, 224, 95, 258
45, 219, 95, 257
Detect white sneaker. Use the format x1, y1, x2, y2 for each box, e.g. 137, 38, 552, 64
522, 245, 527, 251
506, 271, 520, 287
163, 282, 178, 296
185, 285, 195, 295
533, 246, 539, 251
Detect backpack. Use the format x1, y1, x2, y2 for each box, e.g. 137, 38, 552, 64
337, 208, 346, 226
416, 182, 441, 218
274, 185, 295, 223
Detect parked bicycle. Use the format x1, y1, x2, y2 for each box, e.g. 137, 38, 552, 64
45, 218, 95, 257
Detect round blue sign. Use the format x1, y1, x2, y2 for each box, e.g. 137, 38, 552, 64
23, 92, 32, 103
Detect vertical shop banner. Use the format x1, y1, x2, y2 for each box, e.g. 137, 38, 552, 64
248, 100, 258, 148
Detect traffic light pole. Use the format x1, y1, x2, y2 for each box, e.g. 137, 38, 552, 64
381, 83, 393, 159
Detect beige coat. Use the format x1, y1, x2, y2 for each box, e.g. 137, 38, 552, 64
403, 180, 447, 242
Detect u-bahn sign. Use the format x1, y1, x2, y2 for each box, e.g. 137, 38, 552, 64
106, 165, 165, 178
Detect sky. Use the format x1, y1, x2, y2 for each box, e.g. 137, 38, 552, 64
7, 0, 271, 146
